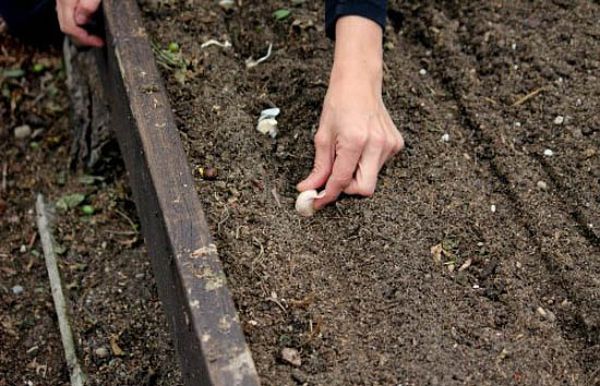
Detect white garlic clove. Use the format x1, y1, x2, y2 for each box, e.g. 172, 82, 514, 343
259, 107, 280, 121
295, 190, 325, 217
256, 118, 278, 138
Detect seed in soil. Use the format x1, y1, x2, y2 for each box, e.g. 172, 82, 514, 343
537, 181, 548, 190
543, 149, 554, 157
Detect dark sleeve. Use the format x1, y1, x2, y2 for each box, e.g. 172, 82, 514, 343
325, 0, 387, 40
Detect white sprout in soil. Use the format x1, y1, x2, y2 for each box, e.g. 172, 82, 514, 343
200, 39, 232, 49
246, 43, 273, 68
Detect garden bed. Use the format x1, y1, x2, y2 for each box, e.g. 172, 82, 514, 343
138, 1, 599, 384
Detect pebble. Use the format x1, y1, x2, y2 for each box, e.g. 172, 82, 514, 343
95, 346, 110, 359
291, 369, 308, 384
553, 115, 564, 125
14, 125, 32, 139
536, 306, 556, 322
419, 68, 427, 76
543, 149, 554, 157
20, 245, 27, 253
491, 204, 496, 213
218, 0, 235, 10
441, 133, 450, 142
537, 181, 548, 190
281, 347, 301, 367
12, 285, 24, 295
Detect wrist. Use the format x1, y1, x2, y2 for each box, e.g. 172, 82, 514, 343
330, 16, 383, 92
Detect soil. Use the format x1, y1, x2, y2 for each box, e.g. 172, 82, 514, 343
0, 21, 181, 385
141, 1, 599, 385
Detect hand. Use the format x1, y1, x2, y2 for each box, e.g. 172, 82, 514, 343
56, 0, 104, 47
297, 16, 404, 209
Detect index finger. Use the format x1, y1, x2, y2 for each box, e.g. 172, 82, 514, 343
69, 25, 104, 46
314, 145, 362, 209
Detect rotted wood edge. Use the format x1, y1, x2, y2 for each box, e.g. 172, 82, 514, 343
94, 1, 260, 385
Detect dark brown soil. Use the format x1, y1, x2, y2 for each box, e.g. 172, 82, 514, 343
142, 1, 599, 385
0, 22, 181, 385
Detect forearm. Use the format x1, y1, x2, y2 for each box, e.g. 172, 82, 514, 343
325, 0, 387, 39
331, 16, 383, 92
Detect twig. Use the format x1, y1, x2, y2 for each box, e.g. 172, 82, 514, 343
1, 162, 7, 191
511, 87, 545, 107
36, 194, 86, 386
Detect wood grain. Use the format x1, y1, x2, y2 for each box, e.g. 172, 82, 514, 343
95, 1, 260, 384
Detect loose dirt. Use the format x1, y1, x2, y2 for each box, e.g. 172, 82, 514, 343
0, 22, 181, 385
142, 1, 599, 385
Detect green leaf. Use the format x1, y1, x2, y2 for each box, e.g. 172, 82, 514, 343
56, 193, 86, 211
32, 63, 45, 73
273, 8, 291, 21
81, 205, 95, 215
79, 175, 105, 185
3, 68, 25, 78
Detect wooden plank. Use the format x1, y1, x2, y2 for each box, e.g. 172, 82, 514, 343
94, 1, 260, 385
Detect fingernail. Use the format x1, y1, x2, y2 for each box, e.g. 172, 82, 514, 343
316, 190, 327, 199
75, 11, 86, 25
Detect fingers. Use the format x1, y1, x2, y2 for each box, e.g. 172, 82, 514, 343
297, 130, 334, 192
343, 145, 381, 197
314, 132, 365, 209
56, 0, 104, 47
75, 0, 102, 24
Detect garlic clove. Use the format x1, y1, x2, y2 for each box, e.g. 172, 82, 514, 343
295, 190, 325, 217
256, 118, 278, 138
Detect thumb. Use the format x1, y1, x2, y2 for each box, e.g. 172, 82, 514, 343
297, 132, 334, 191
75, 0, 101, 25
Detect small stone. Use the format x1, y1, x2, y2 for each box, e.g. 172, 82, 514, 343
281, 347, 301, 367
218, 0, 235, 10
95, 346, 110, 359
516, 261, 522, 269
441, 133, 450, 142
491, 204, 496, 213
20, 245, 27, 253
537, 181, 548, 190
419, 68, 427, 76
203, 167, 218, 180
537, 306, 556, 322
14, 125, 32, 140
498, 348, 510, 360
543, 149, 554, 157
11, 285, 24, 295
291, 369, 308, 384
553, 115, 564, 125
